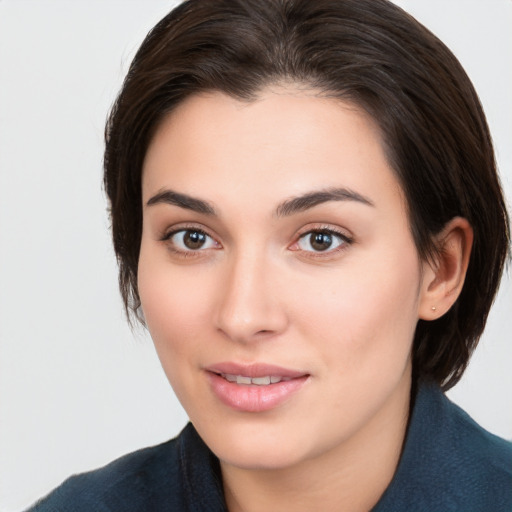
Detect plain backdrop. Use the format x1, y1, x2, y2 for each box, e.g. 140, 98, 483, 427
0, 1, 511, 510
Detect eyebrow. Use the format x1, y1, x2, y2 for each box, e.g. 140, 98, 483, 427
275, 187, 374, 217
146, 189, 217, 215
145, 186, 374, 217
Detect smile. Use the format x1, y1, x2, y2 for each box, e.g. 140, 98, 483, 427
220, 374, 292, 385
205, 363, 310, 412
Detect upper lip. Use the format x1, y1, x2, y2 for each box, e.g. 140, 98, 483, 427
205, 362, 308, 379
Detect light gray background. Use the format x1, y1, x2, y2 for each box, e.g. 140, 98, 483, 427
0, 1, 510, 510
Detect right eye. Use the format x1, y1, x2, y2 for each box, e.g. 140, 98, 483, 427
164, 229, 219, 252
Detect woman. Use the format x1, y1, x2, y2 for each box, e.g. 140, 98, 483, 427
28, 0, 511, 510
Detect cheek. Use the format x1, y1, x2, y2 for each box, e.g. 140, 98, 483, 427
137, 250, 210, 357
291, 248, 422, 365
137, 253, 214, 409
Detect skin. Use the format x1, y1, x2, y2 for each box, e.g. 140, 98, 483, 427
138, 87, 472, 512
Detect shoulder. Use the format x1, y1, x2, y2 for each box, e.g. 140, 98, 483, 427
438, 387, 512, 507
375, 382, 512, 512
26, 430, 187, 512
446, 390, 512, 479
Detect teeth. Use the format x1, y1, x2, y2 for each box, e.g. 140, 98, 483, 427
252, 376, 271, 385
221, 374, 288, 386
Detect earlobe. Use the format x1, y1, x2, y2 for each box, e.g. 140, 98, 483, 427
418, 217, 473, 320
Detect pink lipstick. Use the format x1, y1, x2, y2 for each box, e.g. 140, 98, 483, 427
205, 362, 309, 412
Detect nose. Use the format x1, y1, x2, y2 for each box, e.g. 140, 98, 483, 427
214, 250, 288, 344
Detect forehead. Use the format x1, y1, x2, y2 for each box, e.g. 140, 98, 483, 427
142, 87, 404, 213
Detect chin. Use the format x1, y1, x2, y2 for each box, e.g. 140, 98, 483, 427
216, 440, 307, 471
193, 414, 321, 471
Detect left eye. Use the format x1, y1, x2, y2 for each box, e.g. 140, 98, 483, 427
296, 230, 346, 252
167, 229, 218, 251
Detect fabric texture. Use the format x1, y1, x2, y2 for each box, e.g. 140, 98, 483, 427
26, 382, 512, 511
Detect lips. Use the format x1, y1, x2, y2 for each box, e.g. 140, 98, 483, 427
222, 374, 291, 385
205, 362, 310, 412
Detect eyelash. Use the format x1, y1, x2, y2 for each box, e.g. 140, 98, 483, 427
160, 225, 220, 258
160, 225, 353, 259
291, 226, 353, 258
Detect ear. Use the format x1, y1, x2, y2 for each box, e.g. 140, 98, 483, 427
418, 217, 473, 320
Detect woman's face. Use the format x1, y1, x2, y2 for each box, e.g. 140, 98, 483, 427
138, 87, 432, 470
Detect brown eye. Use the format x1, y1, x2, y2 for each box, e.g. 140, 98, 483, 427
297, 230, 346, 253
167, 229, 217, 251
183, 230, 207, 249
310, 232, 333, 251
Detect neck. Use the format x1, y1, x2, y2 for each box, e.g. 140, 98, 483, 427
221, 373, 412, 512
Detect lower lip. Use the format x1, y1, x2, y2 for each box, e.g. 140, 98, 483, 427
206, 372, 309, 412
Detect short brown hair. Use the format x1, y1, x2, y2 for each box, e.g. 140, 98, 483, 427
104, 0, 510, 390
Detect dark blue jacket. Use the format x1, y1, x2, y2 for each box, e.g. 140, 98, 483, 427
27, 382, 512, 511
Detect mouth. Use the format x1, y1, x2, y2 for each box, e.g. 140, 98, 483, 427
205, 363, 310, 412
218, 373, 294, 385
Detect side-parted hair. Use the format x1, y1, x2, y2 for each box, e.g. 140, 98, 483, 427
104, 0, 510, 390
